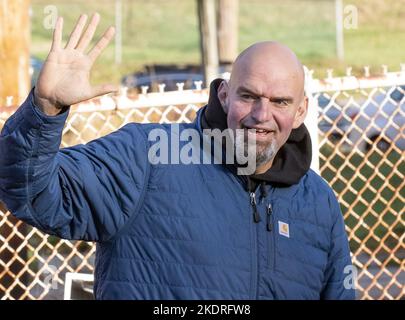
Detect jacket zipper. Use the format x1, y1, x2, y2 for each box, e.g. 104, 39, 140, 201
266, 203, 273, 232
266, 201, 276, 271
250, 192, 261, 223
248, 189, 261, 299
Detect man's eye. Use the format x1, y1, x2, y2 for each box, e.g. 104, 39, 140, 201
241, 94, 254, 100
273, 100, 289, 106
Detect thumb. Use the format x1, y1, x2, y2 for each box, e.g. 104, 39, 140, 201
90, 83, 120, 98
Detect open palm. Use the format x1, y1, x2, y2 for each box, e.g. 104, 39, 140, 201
34, 13, 118, 115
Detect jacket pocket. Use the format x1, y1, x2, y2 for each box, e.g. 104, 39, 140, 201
270, 216, 329, 292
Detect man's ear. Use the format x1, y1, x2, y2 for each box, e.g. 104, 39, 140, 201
217, 80, 229, 113
293, 96, 308, 129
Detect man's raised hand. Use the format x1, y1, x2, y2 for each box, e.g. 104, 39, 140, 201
34, 13, 118, 116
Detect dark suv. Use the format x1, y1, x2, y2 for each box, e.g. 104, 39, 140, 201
121, 64, 205, 92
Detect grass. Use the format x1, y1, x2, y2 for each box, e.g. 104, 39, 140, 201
29, 0, 405, 85
30, 0, 201, 85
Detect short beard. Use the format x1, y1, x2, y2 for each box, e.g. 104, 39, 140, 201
234, 130, 278, 172
255, 140, 278, 169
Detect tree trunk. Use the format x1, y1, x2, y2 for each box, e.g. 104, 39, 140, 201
197, 0, 219, 87
217, 0, 238, 72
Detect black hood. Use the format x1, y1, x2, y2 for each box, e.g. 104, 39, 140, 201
201, 78, 312, 187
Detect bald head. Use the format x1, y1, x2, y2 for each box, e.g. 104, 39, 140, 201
229, 41, 305, 97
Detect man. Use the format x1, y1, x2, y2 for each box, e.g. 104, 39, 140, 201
0, 14, 355, 299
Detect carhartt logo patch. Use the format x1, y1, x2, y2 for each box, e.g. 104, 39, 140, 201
278, 221, 290, 238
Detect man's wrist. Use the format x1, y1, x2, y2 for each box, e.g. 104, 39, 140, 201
33, 87, 68, 116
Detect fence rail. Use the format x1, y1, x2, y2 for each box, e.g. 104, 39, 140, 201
0, 69, 404, 300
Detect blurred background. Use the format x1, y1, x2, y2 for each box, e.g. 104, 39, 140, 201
0, 0, 404, 300
29, 0, 405, 89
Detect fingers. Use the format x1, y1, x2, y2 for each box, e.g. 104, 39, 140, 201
65, 14, 88, 49
90, 83, 120, 99
50, 16, 63, 51
57, 13, 114, 63
76, 13, 100, 52
88, 26, 115, 64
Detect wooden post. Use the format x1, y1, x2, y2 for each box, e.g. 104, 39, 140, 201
217, 0, 238, 72
197, 0, 219, 87
0, 0, 30, 298
0, 0, 31, 107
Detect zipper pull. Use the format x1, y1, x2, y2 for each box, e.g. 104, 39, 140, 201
266, 203, 273, 232
250, 192, 261, 223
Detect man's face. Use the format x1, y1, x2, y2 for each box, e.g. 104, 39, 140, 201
218, 58, 307, 173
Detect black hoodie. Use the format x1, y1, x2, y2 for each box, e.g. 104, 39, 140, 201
201, 79, 312, 191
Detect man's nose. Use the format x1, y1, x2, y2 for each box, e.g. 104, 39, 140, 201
251, 97, 272, 123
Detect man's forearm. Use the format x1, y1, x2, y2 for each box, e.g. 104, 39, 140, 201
0, 90, 69, 211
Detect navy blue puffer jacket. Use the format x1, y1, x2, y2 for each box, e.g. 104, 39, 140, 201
0, 89, 355, 300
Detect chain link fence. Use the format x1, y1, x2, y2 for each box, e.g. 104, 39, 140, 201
0, 71, 404, 300
313, 76, 404, 299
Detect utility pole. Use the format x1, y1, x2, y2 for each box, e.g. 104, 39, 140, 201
0, 0, 31, 106
0, 0, 30, 298
217, 0, 238, 72
197, 0, 219, 87
335, 0, 344, 60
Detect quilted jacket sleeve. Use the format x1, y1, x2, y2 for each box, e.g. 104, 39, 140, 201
0, 90, 149, 242
321, 190, 357, 300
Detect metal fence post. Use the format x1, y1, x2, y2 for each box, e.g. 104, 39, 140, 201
303, 66, 320, 173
